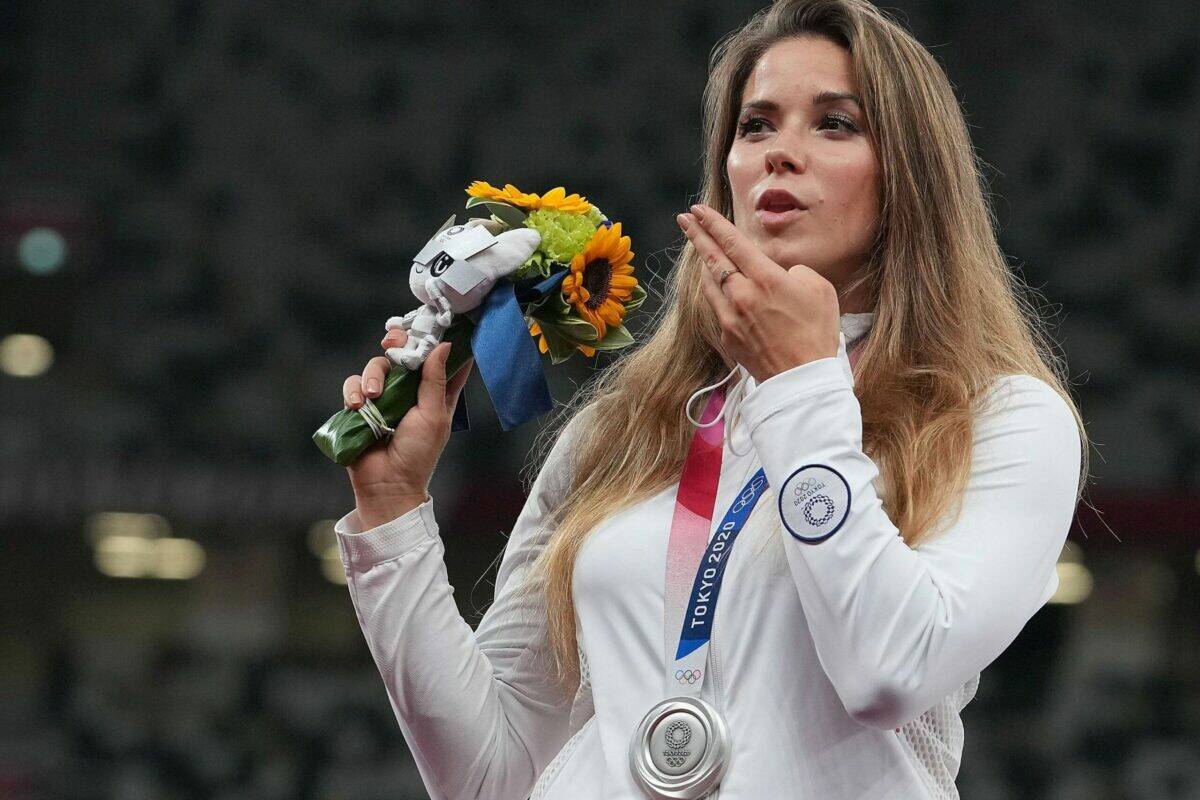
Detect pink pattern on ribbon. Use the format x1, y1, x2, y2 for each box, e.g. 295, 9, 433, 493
663, 384, 725, 672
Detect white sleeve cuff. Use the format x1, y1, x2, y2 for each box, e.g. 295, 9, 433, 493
739, 344, 854, 435
333, 493, 438, 570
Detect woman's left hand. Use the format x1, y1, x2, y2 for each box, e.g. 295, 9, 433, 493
678, 203, 841, 384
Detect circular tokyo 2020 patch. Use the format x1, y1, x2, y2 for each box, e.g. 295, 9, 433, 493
778, 464, 851, 543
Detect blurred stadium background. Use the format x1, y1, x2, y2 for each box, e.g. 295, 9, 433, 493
2, 1, 1198, 798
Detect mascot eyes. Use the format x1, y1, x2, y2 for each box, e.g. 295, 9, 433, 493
429, 252, 454, 276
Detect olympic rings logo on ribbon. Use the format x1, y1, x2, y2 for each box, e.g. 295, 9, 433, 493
730, 474, 767, 514
675, 668, 703, 684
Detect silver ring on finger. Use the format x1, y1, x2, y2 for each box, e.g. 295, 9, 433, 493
718, 267, 739, 288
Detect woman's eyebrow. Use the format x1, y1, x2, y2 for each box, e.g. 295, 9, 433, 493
812, 90, 862, 108
740, 91, 863, 112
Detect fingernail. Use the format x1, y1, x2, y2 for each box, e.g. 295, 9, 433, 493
365, 378, 379, 395
350, 392, 362, 405
676, 213, 690, 230
690, 204, 704, 218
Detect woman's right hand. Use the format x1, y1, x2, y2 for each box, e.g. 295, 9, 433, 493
342, 328, 473, 528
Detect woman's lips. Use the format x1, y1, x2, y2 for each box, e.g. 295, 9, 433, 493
755, 206, 805, 230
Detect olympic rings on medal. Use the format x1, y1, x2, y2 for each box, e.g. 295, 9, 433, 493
675, 668, 703, 684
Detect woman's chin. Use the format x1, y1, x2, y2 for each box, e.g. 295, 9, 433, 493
758, 242, 806, 271
742, 227, 820, 271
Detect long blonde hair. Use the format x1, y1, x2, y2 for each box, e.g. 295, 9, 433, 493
519, 0, 1090, 697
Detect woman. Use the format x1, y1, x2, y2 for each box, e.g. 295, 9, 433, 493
334, 0, 1089, 797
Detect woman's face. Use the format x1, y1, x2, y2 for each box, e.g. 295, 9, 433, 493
725, 36, 880, 307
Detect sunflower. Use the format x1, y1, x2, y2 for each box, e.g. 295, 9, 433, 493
467, 181, 593, 215
561, 221, 637, 340
535, 186, 593, 214
529, 319, 596, 358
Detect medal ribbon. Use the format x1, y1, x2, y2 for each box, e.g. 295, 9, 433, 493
662, 339, 866, 698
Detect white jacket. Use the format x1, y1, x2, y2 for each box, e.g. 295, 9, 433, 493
334, 312, 1082, 800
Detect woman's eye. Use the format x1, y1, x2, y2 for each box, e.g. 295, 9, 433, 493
737, 113, 859, 138
819, 113, 858, 133
736, 116, 767, 137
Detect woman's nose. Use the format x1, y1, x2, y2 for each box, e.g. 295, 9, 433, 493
765, 145, 805, 174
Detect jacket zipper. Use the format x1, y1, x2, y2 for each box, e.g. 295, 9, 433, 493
710, 607, 725, 800
710, 616, 726, 706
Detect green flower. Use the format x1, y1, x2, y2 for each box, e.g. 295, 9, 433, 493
523, 208, 599, 264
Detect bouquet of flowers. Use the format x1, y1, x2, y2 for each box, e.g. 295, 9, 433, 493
312, 180, 647, 466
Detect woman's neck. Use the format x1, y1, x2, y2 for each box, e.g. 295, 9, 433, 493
835, 274, 873, 315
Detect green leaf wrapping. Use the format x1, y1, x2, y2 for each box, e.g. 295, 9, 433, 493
623, 283, 648, 314
535, 322, 581, 364
515, 250, 554, 281
312, 318, 477, 466
526, 280, 572, 318
589, 323, 634, 350
463, 196, 526, 228
552, 314, 600, 341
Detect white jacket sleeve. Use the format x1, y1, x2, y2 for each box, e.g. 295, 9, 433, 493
333, 413, 586, 800
738, 335, 1082, 731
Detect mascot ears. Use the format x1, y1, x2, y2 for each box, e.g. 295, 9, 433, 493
447, 217, 542, 278
484, 227, 541, 273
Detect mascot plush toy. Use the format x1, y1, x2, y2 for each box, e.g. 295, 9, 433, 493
384, 214, 542, 371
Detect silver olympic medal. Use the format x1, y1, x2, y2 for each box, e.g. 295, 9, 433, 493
628, 695, 731, 799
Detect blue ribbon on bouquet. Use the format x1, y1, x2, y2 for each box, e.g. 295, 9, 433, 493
449, 268, 569, 433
